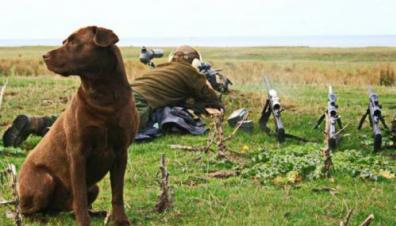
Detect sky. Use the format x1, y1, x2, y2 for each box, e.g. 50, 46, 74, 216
1, 0, 395, 40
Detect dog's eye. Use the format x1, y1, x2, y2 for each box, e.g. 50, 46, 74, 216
68, 39, 80, 47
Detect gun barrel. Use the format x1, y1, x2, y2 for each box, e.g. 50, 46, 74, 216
325, 85, 339, 149
368, 85, 373, 95
368, 87, 381, 117
260, 75, 285, 143
264, 76, 271, 91
367, 86, 383, 151
264, 76, 278, 101
328, 117, 337, 149
373, 121, 382, 151
328, 104, 337, 117
327, 86, 337, 116
368, 86, 379, 103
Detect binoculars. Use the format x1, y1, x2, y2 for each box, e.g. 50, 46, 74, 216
139, 46, 164, 67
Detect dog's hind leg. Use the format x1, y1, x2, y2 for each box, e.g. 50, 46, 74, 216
87, 184, 99, 207
18, 167, 55, 215
87, 184, 107, 217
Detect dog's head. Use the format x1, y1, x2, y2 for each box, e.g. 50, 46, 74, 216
43, 26, 119, 78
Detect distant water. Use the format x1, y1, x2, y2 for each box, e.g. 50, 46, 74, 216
1, 35, 396, 47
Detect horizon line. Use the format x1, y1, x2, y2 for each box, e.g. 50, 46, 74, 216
1, 35, 396, 48
1, 34, 396, 40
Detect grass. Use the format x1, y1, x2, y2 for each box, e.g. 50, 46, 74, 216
1, 46, 396, 86
0, 47, 395, 226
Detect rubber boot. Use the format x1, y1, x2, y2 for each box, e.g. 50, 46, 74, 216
2, 115, 56, 147
28, 116, 56, 136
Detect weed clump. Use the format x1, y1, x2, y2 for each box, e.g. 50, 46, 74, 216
379, 66, 395, 86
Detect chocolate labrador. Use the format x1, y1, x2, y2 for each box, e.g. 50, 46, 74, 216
17, 26, 139, 226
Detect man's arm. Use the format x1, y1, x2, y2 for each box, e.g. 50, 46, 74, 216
204, 81, 224, 115
190, 71, 224, 114
205, 107, 223, 115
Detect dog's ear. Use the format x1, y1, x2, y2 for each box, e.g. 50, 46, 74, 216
93, 27, 119, 47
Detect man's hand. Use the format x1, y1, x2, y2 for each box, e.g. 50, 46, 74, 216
206, 80, 214, 90
205, 108, 223, 115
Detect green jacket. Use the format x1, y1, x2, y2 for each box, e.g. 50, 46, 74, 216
131, 61, 223, 111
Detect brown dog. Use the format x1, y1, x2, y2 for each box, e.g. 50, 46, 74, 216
17, 26, 138, 226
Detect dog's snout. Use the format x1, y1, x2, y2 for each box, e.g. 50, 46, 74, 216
42, 53, 50, 60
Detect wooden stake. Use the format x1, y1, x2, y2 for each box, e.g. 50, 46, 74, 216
170, 112, 245, 161
169, 144, 204, 152
170, 116, 217, 153
339, 208, 353, 226
4, 164, 23, 226
322, 113, 333, 177
103, 210, 111, 226
155, 154, 171, 213
224, 112, 248, 142
0, 200, 16, 206
203, 120, 216, 153
359, 214, 374, 226
322, 146, 333, 177
214, 113, 227, 158
0, 78, 9, 110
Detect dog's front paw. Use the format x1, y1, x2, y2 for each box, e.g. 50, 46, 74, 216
113, 218, 130, 226
112, 212, 130, 226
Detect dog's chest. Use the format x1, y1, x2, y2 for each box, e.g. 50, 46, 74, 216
85, 124, 126, 149
86, 148, 115, 181
85, 125, 127, 181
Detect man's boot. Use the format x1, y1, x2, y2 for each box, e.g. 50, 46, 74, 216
2, 115, 56, 147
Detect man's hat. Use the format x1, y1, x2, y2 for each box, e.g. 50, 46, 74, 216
169, 45, 202, 64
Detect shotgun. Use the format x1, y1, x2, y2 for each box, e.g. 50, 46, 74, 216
314, 86, 343, 149
259, 76, 285, 143
358, 86, 388, 151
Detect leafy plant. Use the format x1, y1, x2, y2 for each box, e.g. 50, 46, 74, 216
239, 144, 396, 184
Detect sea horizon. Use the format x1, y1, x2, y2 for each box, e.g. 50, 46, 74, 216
0, 35, 396, 48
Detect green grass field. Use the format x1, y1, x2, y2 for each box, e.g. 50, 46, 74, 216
0, 47, 395, 226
